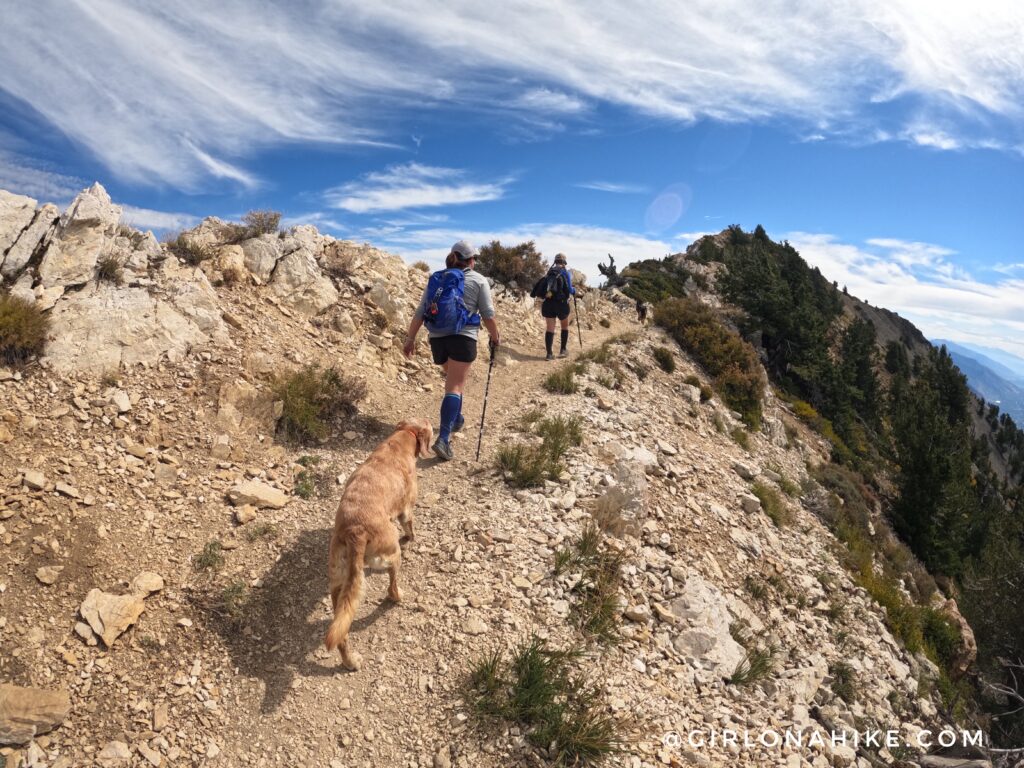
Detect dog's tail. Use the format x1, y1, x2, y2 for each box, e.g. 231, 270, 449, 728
325, 533, 366, 658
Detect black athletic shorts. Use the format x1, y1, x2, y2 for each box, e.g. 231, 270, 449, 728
429, 334, 478, 364
541, 298, 571, 320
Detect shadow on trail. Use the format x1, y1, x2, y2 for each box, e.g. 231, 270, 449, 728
189, 527, 397, 713
498, 346, 551, 364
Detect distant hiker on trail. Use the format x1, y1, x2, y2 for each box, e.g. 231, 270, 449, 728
403, 240, 500, 462
636, 297, 648, 324
530, 253, 576, 360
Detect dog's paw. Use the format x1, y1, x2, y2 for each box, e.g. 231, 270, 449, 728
342, 651, 363, 671
387, 588, 403, 604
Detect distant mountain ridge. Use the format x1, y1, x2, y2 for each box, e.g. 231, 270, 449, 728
935, 339, 1024, 385
935, 340, 1024, 425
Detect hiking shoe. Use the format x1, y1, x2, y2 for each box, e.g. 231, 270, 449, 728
558, 348, 568, 358
452, 414, 465, 433
432, 437, 453, 461
545, 352, 554, 361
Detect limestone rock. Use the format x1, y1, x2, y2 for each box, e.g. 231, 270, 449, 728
2, 203, 58, 280
21, 470, 47, 490
939, 598, 978, 678
38, 183, 122, 287
0, 684, 71, 745
269, 248, 338, 316
215, 379, 277, 435
368, 281, 406, 327
210, 433, 231, 459
740, 494, 761, 514
241, 236, 281, 283
130, 572, 165, 596
97, 740, 132, 764
79, 588, 146, 647
44, 283, 215, 373
234, 505, 257, 525
669, 574, 746, 676
0, 190, 38, 258
228, 479, 288, 509
35, 565, 63, 586
732, 460, 760, 480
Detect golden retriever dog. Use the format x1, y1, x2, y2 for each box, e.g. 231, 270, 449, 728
324, 418, 433, 671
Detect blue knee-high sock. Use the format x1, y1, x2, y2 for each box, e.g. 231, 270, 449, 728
439, 394, 462, 441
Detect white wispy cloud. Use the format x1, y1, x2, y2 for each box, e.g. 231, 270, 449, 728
512, 88, 587, 114
788, 232, 1024, 357
120, 205, 198, 232
365, 222, 673, 282
0, 152, 83, 202
575, 181, 649, 194
326, 163, 511, 214
1, 1, 1021, 189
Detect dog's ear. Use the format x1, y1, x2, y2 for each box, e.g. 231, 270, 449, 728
416, 421, 433, 458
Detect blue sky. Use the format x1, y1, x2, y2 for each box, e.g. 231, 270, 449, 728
2, 0, 1023, 355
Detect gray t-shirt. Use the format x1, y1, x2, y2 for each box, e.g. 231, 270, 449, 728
415, 268, 496, 340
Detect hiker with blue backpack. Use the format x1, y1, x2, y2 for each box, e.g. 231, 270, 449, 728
403, 240, 500, 461
530, 253, 576, 360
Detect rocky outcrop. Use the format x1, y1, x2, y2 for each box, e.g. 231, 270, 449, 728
37, 182, 122, 287
269, 248, 338, 316
669, 573, 747, 678
44, 283, 217, 373
1, 202, 58, 279
241, 236, 281, 283
0, 190, 38, 256
0, 684, 71, 745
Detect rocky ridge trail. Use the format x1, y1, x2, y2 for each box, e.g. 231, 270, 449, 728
1, 184, 967, 768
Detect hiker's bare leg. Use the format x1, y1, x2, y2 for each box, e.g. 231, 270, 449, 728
545, 318, 556, 333
445, 360, 470, 395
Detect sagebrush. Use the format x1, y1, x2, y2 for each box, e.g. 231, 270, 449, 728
274, 365, 367, 443
0, 293, 49, 365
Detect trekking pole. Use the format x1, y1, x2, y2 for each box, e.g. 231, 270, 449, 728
573, 294, 583, 349
475, 342, 497, 462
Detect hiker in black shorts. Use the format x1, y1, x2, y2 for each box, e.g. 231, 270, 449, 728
530, 253, 576, 360
403, 241, 500, 461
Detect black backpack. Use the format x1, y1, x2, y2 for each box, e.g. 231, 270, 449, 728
534, 267, 568, 301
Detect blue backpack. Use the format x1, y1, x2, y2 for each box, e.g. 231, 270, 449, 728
422, 268, 481, 335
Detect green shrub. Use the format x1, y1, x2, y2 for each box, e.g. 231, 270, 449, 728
194, 541, 225, 571
274, 365, 367, 443
467, 637, 622, 765
535, 415, 583, 457
218, 581, 249, 623
497, 415, 582, 487
476, 240, 547, 294
544, 363, 580, 394
655, 297, 764, 428
496, 444, 550, 488
777, 476, 801, 497
243, 522, 278, 541
96, 254, 123, 283
653, 346, 675, 373
242, 209, 281, 237
729, 645, 777, 686
753, 482, 792, 527
616, 256, 694, 304
168, 233, 213, 265
599, 317, 611, 328
0, 293, 49, 365
829, 661, 857, 703
553, 524, 623, 644
730, 427, 751, 451
744, 575, 769, 602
